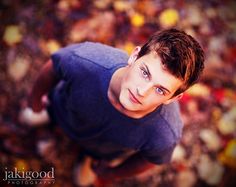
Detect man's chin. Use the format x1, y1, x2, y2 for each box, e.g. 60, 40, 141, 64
120, 101, 139, 112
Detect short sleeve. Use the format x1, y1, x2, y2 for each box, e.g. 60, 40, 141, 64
51, 44, 82, 81
140, 145, 176, 165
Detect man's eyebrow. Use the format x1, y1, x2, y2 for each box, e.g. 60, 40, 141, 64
142, 62, 151, 76
143, 62, 171, 94
159, 85, 171, 94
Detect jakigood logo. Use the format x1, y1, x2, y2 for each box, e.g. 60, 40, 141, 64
2, 167, 55, 185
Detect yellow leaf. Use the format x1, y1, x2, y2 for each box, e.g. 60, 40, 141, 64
46, 40, 61, 54
123, 42, 135, 55
218, 139, 236, 169
186, 83, 210, 97
131, 13, 145, 27
14, 159, 29, 171
3, 25, 23, 46
159, 8, 179, 28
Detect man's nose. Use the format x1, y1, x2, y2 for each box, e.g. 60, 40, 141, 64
137, 83, 153, 97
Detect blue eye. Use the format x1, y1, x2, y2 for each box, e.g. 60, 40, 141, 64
141, 68, 149, 79
155, 87, 164, 95
142, 70, 148, 77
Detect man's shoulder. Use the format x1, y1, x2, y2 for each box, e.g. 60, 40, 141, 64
158, 102, 183, 140
67, 42, 129, 69
141, 102, 183, 143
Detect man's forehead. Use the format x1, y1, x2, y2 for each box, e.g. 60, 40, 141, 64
140, 51, 162, 64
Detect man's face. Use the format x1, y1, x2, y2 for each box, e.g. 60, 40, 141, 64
119, 50, 183, 114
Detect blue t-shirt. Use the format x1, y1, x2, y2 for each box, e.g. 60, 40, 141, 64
49, 42, 183, 164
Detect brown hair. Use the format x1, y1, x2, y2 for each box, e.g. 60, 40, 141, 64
137, 29, 205, 96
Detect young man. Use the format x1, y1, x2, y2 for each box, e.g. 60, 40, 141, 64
27, 29, 204, 185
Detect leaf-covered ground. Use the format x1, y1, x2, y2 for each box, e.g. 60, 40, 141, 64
0, 0, 236, 186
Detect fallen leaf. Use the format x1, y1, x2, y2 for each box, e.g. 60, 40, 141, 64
3, 25, 23, 46
218, 139, 236, 169
197, 154, 224, 185
186, 5, 203, 26
46, 40, 61, 54
93, 0, 111, 9
199, 129, 222, 151
130, 13, 145, 27
171, 144, 186, 162
69, 12, 115, 43
186, 83, 210, 97
208, 36, 226, 53
217, 107, 236, 135
73, 157, 97, 186
8, 56, 30, 81
176, 169, 197, 187
57, 0, 70, 11
113, 0, 132, 12
14, 159, 29, 171
122, 41, 135, 55
159, 8, 179, 28
37, 139, 55, 157
39, 39, 61, 55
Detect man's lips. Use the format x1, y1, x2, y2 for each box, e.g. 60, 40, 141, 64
128, 89, 142, 104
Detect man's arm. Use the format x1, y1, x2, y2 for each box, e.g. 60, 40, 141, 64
93, 152, 156, 182
29, 59, 59, 112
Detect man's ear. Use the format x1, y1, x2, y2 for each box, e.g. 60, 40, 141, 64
163, 93, 183, 105
128, 46, 141, 65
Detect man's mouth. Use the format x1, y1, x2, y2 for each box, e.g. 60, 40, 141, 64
128, 89, 142, 104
